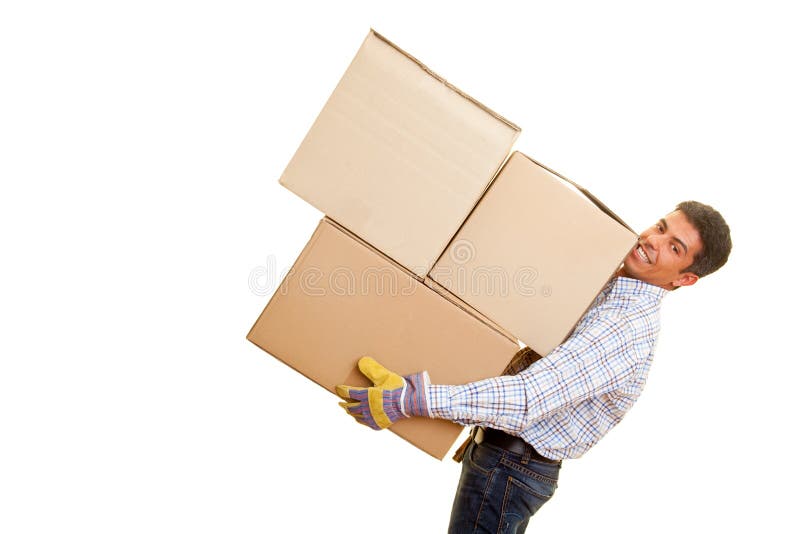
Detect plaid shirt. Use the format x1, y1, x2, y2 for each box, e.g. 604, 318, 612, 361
429, 276, 667, 460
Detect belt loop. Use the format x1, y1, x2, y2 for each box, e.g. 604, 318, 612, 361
521, 445, 531, 465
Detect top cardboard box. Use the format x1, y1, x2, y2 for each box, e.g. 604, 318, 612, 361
430, 152, 638, 356
279, 30, 520, 277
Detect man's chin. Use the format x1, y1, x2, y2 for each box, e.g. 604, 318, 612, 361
620, 260, 640, 279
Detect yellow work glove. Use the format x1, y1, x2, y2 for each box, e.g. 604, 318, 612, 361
336, 356, 431, 430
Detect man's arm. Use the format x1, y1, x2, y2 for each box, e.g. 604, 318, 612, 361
337, 314, 638, 433
429, 315, 638, 434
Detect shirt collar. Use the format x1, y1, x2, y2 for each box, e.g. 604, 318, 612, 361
602, 275, 668, 303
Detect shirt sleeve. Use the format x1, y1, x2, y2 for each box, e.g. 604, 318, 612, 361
428, 314, 638, 434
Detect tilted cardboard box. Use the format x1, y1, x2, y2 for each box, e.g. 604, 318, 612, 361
279, 29, 520, 277
247, 217, 520, 459
430, 151, 638, 356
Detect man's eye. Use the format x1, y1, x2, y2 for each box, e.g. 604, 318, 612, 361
672, 245, 678, 253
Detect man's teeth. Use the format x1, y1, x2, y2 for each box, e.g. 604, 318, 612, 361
637, 245, 651, 264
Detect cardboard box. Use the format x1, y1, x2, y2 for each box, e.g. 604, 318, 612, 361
279, 30, 520, 277
247, 217, 520, 459
423, 276, 518, 345
430, 152, 637, 356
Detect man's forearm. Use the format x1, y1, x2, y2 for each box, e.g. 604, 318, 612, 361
425, 315, 639, 432
428, 375, 531, 435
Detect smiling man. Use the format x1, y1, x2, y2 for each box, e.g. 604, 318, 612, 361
336, 200, 731, 533
623, 205, 706, 289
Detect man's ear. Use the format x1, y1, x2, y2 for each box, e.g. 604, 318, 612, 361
672, 272, 699, 289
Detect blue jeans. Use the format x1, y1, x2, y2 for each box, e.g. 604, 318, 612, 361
448, 439, 561, 533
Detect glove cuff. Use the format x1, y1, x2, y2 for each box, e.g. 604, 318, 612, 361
400, 371, 432, 418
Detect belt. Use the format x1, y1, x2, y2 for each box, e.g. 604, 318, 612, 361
474, 427, 560, 465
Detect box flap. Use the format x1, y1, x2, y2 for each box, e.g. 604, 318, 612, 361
516, 152, 636, 233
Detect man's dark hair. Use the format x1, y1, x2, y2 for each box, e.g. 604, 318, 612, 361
675, 200, 732, 278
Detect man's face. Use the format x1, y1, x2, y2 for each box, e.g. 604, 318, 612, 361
620, 209, 703, 290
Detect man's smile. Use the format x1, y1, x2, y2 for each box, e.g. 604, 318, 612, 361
635, 244, 652, 264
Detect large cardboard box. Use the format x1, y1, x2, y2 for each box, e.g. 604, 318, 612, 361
279, 30, 520, 277
247, 217, 520, 459
430, 152, 637, 356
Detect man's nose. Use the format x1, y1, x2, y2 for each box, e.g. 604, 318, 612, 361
644, 233, 667, 248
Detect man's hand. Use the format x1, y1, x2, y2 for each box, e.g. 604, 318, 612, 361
335, 356, 431, 430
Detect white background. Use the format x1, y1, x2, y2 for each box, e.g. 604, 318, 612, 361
1, 1, 797, 532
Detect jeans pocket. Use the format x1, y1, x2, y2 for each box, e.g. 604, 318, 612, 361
498, 475, 557, 533
500, 456, 559, 489
468, 441, 501, 476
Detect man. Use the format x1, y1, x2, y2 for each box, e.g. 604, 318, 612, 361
336, 201, 732, 532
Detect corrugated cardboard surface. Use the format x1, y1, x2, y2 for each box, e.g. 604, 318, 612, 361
247, 218, 520, 459
279, 30, 520, 277
430, 152, 638, 356
423, 276, 519, 346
